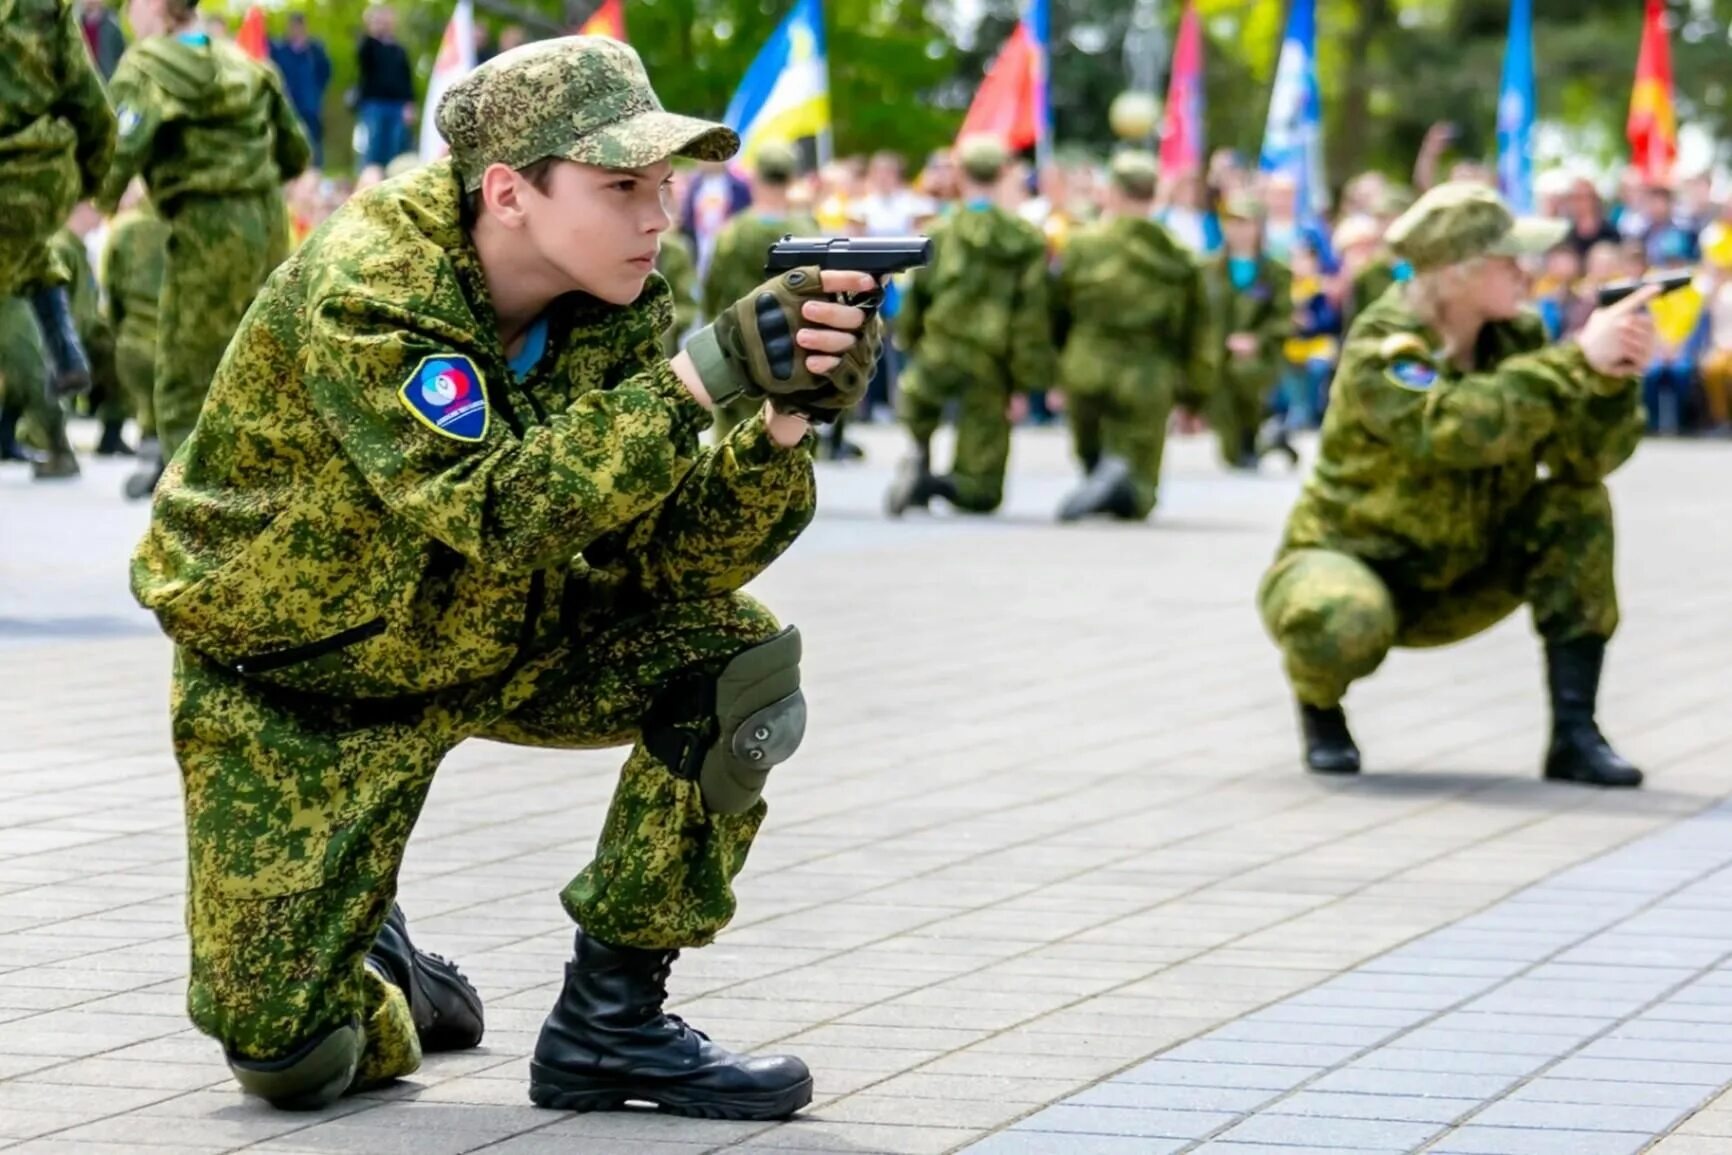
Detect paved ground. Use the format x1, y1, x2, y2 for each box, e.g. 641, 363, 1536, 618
2, 420, 1730, 1155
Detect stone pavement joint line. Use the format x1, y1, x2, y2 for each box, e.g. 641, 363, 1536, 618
4, 428, 1732, 1155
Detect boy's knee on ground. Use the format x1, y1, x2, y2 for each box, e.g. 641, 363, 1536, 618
1261, 550, 1398, 688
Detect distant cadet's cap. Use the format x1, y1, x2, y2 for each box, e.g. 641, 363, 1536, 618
1109, 151, 1158, 200
956, 134, 1009, 182
1386, 181, 1568, 271
438, 36, 738, 193
753, 140, 799, 184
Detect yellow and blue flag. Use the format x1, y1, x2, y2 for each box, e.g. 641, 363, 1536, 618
723, 0, 831, 167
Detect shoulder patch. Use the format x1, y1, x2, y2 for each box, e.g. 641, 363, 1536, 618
1385, 358, 1439, 391
398, 355, 490, 442
116, 104, 143, 139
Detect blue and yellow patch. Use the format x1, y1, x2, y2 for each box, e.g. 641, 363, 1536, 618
398, 355, 489, 442
1386, 358, 1439, 392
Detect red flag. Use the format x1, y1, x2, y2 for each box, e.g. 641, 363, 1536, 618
235, 6, 268, 60
1159, 1, 1204, 182
578, 0, 627, 42
1628, 0, 1677, 183
956, 22, 1039, 152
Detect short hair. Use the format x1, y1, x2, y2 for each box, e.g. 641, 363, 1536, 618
459, 156, 562, 228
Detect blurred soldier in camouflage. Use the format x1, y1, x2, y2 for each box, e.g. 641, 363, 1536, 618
96, 0, 311, 497
1258, 183, 1654, 788
887, 134, 1055, 516
102, 190, 171, 497
655, 229, 698, 358
701, 142, 818, 442
0, 0, 116, 397
0, 294, 80, 477
1052, 152, 1209, 522
1203, 192, 1292, 470
50, 216, 129, 456
130, 36, 879, 1120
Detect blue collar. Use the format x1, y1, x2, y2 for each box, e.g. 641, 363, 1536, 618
508, 315, 550, 381
177, 31, 210, 46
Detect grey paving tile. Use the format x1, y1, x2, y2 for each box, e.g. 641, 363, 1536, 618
1066, 1083, 1277, 1113
1189, 1146, 1407, 1155
1507, 1078, 1720, 1110
1427, 1125, 1653, 1155
1155, 1041, 1359, 1069
1544, 1057, 1731, 1086
1267, 1090, 1478, 1124
1009, 1103, 1237, 1139
1469, 1099, 1692, 1133
1114, 1062, 1319, 1091
1213, 1113, 1442, 1150
966, 1134, 1184, 1155
1306, 1069, 1519, 1100
1345, 1048, 1552, 1077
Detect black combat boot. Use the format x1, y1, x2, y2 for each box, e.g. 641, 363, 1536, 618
1300, 702, 1361, 775
1543, 638, 1643, 788
96, 418, 134, 456
31, 422, 79, 481
885, 450, 936, 516
365, 904, 485, 1051
530, 929, 812, 1120
30, 285, 92, 397
1058, 456, 1137, 522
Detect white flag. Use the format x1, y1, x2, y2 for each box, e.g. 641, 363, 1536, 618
420, 0, 476, 162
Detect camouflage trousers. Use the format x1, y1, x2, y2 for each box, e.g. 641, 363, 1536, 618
116, 336, 155, 437
899, 358, 1013, 513
1063, 360, 1176, 521
1258, 480, 1619, 708
156, 193, 289, 462
0, 155, 78, 297
0, 295, 70, 455
1209, 361, 1276, 465
174, 592, 782, 1084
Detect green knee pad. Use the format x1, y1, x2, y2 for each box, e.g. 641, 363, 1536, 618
228, 1020, 362, 1111
701, 625, 806, 814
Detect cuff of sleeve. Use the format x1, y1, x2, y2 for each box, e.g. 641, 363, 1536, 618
687, 325, 750, 408
728, 409, 816, 468
1561, 343, 1635, 398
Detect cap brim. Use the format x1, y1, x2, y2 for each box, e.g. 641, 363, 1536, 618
1489, 216, 1569, 259
563, 110, 738, 169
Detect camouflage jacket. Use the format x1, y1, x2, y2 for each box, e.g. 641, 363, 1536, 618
0, 0, 114, 200
701, 210, 817, 322
1053, 214, 1209, 402
654, 230, 698, 358
132, 161, 816, 700
1278, 290, 1643, 591
97, 34, 310, 214
102, 206, 171, 352
1202, 252, 1292, 391
896, 201, 1056, 392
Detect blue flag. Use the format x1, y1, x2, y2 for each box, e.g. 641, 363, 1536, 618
1497, 0, 1535, 213
1025, 0, 1052, 166
1259, 0, 1326, 222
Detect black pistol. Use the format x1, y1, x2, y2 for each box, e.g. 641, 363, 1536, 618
765, 235, 934, 319
1596, 270, 1694, 308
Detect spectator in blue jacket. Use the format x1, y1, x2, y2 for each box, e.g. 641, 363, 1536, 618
270, 13, 332, 168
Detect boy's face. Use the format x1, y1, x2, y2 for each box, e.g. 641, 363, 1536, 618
519, 159, 674, 306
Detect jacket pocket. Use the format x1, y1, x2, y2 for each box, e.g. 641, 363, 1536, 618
231, 617, 387, 676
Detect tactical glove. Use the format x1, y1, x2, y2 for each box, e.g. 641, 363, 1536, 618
686, 267, 883, 423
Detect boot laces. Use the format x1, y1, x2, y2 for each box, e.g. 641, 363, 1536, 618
644, 950, 710, 1041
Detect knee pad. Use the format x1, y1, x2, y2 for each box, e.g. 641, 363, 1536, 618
644, 626, 806, 814
227, 1019, 362, 1111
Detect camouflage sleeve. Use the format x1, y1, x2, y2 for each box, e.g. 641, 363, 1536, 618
263, 65, 313, 181
54, 0, 115, 197
583, 410, 816, 601
1259, 263, 1294, 353
1008, 246, 1057, 394
304, 291, 712, 574
1542, 376, 1645, 483
1340, 332, 1591, 469
894, 264, 928, 351
1049, 248, 1073, 352
94, 61, 159, 214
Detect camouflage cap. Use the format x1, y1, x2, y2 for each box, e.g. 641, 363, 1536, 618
1385, 181, 1569, 271
753, 140, 799, 185
437, 36, 739, 193
1109, 150, 1158, 201
957, 134, 1009, 183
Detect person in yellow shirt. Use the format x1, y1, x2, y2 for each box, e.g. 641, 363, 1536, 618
1640, 235, 1707, 435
